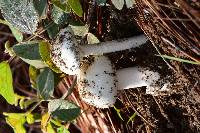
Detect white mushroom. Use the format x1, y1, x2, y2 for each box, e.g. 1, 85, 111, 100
78, 56, 117, 108
78, 56, 168, 108
50, 27, 81, 75
50, 27, 148, 75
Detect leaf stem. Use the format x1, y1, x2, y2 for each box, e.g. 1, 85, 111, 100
26, 100, 43, 115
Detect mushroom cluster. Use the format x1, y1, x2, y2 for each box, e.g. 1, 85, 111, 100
51, 27, 168, 108
78, 56, 168, 108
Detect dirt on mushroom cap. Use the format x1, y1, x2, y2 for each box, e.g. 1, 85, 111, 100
78, 56, 118, 108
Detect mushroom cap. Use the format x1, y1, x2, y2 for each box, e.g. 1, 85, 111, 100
139, 68, 160, 86
50, 27, 81, 75
78, 56, 118, 108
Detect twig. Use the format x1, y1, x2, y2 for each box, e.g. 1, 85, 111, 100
26, 100, 43, 114
124, 92, 156, 128
152, 96, 173, 128
61, 76, 77, 99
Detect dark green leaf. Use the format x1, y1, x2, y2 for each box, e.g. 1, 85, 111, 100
12, 42, 47, 67
33, 0, 48, 19
68, 0, 83, 17
51, 5, 70, 25
0, 61, 15, 105
96, 0, 106, 6
13, 42, 41, 60
43, 20, 60, 39
37, 68, 55, 100
12, 42, 47, 68
48, 99, 81, 121
0, 0, 39, 34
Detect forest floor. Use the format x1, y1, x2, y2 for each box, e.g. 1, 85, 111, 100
0, 1, 200, 133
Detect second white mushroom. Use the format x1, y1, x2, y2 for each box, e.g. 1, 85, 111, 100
78, 56, 168, 108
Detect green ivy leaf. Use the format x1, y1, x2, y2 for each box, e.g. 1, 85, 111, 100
39, 41, 62, 73
111, 0, 124, 10
48, 99, 81, 121
0, 62, 15, 105
68, 0, 83, 17
43, 20, 60, 39
51, 5, 70, 25
13, 42, 47, 68
3, 113, 26, 133
13, 42, 41, 60
36, 68, 54, 100
0, 0, 39, 34
33, 0, 48, 19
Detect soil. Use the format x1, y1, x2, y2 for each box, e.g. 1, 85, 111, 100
0, 2, 200, 133
88, 5, 200, 133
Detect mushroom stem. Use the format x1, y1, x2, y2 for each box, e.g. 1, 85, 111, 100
79, 34, 148, 56
116, 67, 160, 90
51, 27, 148, 75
